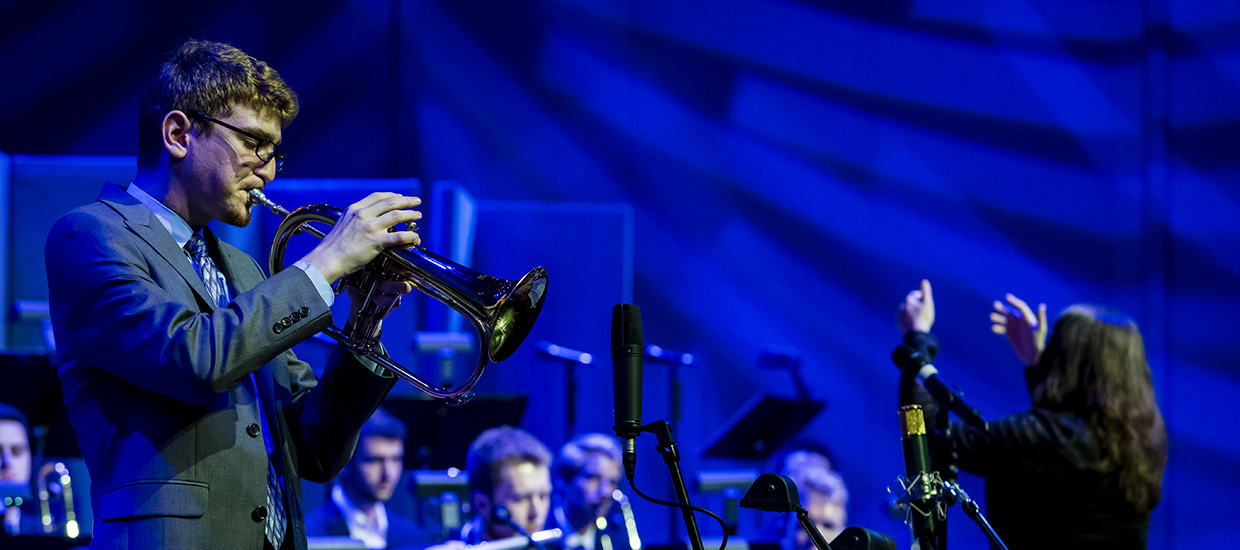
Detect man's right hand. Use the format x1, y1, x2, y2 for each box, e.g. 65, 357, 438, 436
300, 192, 422, 283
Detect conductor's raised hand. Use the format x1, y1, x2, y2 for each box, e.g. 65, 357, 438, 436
990, 293, 1048, 367
301, 192, 422, 284
897, 279, 935, 334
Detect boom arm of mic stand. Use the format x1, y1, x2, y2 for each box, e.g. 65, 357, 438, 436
796, 508, 834, 550
942, 481, 1008, 550
643, 420, 705, 550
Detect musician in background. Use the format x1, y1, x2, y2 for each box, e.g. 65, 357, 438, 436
551, 433, 639, 550
0, 402, 41, 536
757, 441, 836, 544
896, 279, 1168, 549
459, 426, 554, 544
306, 407, 423, 549
779, 463, 848, 550
768, 441, 834, 483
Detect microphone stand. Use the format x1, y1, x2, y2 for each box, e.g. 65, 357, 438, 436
642, 419, 705, 550
796, 507, 834, 550
892, 347, 1008, 550
941, 482, 1007, 550
646, 345, 694, 539
931, 407, 953, 550
539, 341, 594, 439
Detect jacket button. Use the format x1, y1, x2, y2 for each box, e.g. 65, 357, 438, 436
290, 311, 302, 322
246, 423, 260, 438
281, 317, 292, 328
252, 506, 268, 522
300, 307, 310, 317
273, 323, 283, 334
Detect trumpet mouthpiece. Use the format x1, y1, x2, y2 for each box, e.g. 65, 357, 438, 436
249, 189, 289, 217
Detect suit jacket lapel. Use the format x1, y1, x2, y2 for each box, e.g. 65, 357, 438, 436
97, 183, 218, 309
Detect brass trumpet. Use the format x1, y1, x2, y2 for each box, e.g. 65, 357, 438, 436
250, 190, 549, 405
37, 461, 80, 538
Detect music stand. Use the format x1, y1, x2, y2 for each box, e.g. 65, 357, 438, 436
700, 394, 825, 461
381, 393, 528, 470
0, 353, 79, 457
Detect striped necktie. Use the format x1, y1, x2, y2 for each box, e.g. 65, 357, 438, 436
184, 233, 229, 307
184, 232, 287, 548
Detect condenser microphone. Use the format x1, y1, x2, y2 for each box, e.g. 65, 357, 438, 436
892, 346, 988, 431
611, 303, 644, 479
898, 405, 937, 548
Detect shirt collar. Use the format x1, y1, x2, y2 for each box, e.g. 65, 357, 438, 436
331, 483, 388, 547
127, 182, 194, 247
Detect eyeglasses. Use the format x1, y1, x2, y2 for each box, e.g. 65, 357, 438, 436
192, 111, 287, 171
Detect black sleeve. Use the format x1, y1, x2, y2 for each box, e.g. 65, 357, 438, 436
898, 331, 940, 410
903, 330, 939, 362
950, 409, 1100, 478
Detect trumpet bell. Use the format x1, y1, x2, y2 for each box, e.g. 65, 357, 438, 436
381, 241, 548, 363
486, 266, 549, 362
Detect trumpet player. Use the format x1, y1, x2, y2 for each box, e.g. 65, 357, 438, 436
45, 39, 421, 550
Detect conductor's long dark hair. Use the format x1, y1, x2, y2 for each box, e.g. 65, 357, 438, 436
1031, 305, 1168, 513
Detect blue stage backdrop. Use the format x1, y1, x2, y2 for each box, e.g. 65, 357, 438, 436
1, 1, 1236, 548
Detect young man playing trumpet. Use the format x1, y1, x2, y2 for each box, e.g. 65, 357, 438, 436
45, 39, 421, 549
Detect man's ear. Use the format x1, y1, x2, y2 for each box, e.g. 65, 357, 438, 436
162, 110, 193, 160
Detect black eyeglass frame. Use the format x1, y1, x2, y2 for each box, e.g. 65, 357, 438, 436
191, 111, 287, 171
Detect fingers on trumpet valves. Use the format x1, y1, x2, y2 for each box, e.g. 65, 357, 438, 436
386, 222, 419, 232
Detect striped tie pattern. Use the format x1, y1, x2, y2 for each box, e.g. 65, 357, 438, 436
184, 233, 229, 308
265, 460, 287, 547
184, 233, 286, 548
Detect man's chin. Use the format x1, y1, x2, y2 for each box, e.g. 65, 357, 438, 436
222, 208, 253, 227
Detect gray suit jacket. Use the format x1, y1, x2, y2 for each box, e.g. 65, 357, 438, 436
45, 183, 397, 549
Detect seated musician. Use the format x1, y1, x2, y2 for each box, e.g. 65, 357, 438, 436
461, 425, 555, 544
551, 433, 639, 550
306, 407, 423, 549
779, 463, 848, 550
420, 425, 554, 550
0, 402, 41, 536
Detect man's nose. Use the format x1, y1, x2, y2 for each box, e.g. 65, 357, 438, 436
383, 461, 401, 481
255, 157, 277, 182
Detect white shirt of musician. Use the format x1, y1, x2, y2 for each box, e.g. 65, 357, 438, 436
565, 524, 597, 550
332, 483, 389, 549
